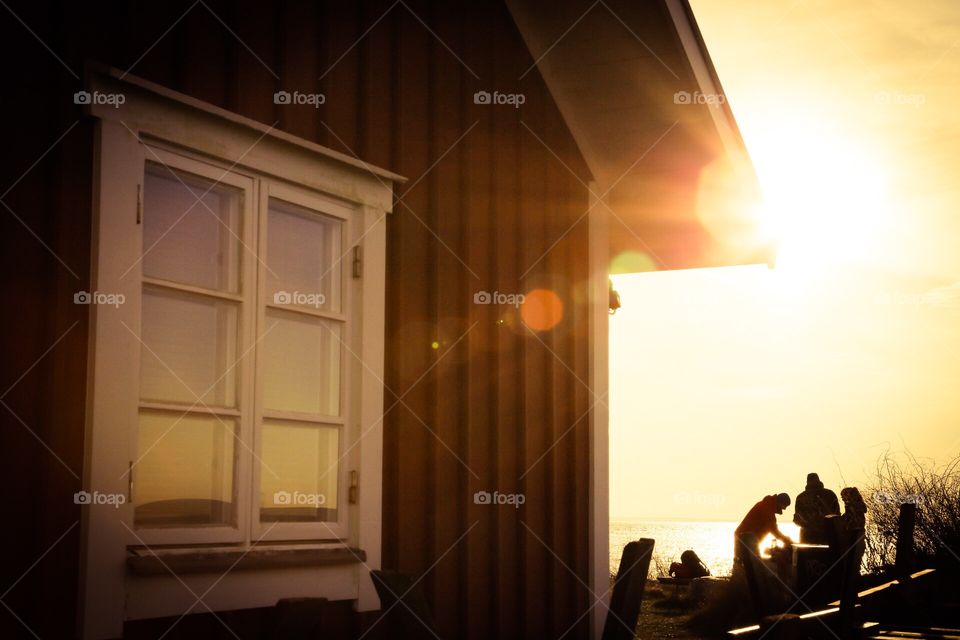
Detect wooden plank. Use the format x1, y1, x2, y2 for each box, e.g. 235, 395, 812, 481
519, 61, 552, 640
546, 84, 577, 638
321, 0, 361, 154
389, 0, 432, 594
427, 2, 467, 638
358, 0, 397, 168
179, 0, 230, 107
492, 5, 523, 638
895, 503, 918, 575
602, 538, 654, 640
277, 0, 321, 141
461, 2, 495, 637
228, 0, 279, 124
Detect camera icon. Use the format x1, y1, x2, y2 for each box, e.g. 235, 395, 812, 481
74, 491, 92, 505
872, 491, 892, 505
473, 91, 491, 105
273, 291, 292, 304
473, 291, 492, 304
274, 91, 292, 105
673, 91, 691, 105
473, 490, 492, 505
273, 490, 292, 505
74, 291, 91, 304
73, 91, 92, 105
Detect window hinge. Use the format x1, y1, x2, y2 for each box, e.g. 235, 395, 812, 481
348, 470, 358, 504
127, 461, 134, 502
136, 183, 143, 225
352, 245, 362, 279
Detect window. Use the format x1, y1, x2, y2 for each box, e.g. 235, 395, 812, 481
81, 66, 396, 638
129, 150, 353, 544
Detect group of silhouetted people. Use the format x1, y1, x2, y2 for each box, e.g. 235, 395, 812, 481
733, 472, 868, 566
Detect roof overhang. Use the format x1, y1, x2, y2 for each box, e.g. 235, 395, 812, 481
507, 0, 775, 272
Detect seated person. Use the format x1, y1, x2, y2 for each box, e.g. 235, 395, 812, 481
668, 550, 710, 579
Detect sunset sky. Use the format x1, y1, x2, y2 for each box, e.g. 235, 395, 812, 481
609, 0, 960, 521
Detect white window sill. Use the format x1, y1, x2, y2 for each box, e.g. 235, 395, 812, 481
127, 544, 366, 575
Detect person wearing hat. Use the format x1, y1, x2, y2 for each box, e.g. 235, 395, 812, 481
793, 472, 840, 544
734, 493, 793, 564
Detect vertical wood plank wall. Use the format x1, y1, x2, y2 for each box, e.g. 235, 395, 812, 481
0, 1, 594, 638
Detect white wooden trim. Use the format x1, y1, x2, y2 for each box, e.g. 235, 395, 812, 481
131, 150, 256, 549
84, 65, 403, 211
85, 63, 405, 183
587, 184, 611, 640
80, 118, 144, 640
663, 0, 751, 167
127, 564, 360, 620
354, 204, 387, 612
250, 182, 352, 543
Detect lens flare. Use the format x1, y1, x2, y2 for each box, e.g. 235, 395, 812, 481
521, 288, 564, 331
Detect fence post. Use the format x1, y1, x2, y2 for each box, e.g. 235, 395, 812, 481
602, 538, 654, 640
895, 502, 917, 576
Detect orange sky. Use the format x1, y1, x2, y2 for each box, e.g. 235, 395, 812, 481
609, 0, 960, 520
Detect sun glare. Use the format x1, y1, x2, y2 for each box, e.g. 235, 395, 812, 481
747, 116, 892, 279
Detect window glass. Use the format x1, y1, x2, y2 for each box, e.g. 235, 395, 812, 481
143, 165, 242, 293
259, 420, 339, 523
266, 198, 341, 313
262, 309, 340, 416
140, 286, 238, 408
134, 411, 236, 527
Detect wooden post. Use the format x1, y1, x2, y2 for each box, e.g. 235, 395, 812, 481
602, 538, 654, 640
837, 531, 864, 638
895, 503, 917, 576
737, 533, 768, 620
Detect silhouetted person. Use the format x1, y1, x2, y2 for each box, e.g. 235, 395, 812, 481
734, 493, 792, 564
669, 550, 710, 579
793, 472, 840, 544
838, 487, 867, 540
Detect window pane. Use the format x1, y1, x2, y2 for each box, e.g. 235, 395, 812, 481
262, 309, 340, 415
260, 420, 339, 523
267, 199, 341, 313
140, 286, 237, 407
134, 411, 235, 527
143, 164, 242, 292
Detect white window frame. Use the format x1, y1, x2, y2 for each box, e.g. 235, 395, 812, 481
134, 147, 256, 547
78, 65, 400, 640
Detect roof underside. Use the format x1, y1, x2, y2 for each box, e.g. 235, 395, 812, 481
507, 0, 775, 272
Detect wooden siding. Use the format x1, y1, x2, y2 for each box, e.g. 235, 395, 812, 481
0, 1, 595, 639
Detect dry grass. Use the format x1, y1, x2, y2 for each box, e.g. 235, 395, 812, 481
864, 451, 960, 573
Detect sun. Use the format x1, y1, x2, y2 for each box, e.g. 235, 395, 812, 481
746, 115, 892, 278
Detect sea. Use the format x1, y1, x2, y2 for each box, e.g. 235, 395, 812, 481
609, 520, 802, 578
